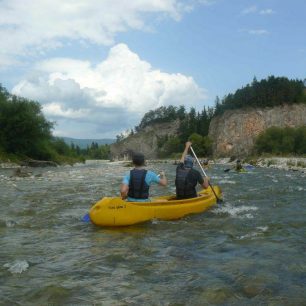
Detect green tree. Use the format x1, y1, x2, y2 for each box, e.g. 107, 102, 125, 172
0, 93, 54, 159
163, 136, 182, 156
188, 133, 213, 157
294, 126, 306, 154
255, 126, 306, 155
215, 76, 306, 115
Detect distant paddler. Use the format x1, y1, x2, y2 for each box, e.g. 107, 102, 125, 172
224, 159, 251, 173
201, 159, 210, 169
235, 159, 243, 172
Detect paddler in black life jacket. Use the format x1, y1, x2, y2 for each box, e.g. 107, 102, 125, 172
175, 141, 209, 200
120, 152, 168, 202
235, 159, 243, 172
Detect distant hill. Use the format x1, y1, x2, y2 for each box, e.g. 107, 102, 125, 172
61, 137, 115, 149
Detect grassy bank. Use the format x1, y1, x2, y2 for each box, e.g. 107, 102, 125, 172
0, 150, 85, 167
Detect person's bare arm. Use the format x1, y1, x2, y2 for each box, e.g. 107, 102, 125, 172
201, 177, 209, 189
120, 184, 129, 199
180, 141, 192, 163
158, 171, 167, 186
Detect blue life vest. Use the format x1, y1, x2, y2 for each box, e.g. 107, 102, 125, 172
128, 169, 149, 199
175, 167, 197, 199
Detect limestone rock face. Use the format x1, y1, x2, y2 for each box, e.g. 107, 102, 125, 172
110, 120, 180, 160
209, 104, 306, 157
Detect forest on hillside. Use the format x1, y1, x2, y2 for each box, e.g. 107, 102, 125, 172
214, 76, 306, 115
118, 76, 306, 157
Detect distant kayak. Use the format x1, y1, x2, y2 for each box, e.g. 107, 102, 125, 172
89, 186, 222, 227
236, 168, 247, 173
244, 164, 255, 171
224, 168, 247, 173
224, 165, 255, 173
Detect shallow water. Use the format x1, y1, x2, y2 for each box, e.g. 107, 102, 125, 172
1, 161, 306, 305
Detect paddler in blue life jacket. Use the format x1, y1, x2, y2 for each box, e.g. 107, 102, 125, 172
120, 152, 168, 202
175, 141, 209, 199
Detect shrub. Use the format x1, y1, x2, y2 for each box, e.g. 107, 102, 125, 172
255, 126, 306, 155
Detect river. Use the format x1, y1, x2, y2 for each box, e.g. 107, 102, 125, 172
1, 161, 305, 305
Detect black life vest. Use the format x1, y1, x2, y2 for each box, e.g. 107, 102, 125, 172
175, 167, 197, 199
128, 169, 149, 199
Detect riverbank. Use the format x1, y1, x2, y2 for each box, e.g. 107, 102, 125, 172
2, 156, 306, 173
0, 162, 20, 168
0, 156, 84, 169
216, 157, 306, 173
255, 157, 306, 172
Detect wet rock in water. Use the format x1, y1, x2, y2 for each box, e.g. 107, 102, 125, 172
26, 284, 71, 305
198, 286, 233, 304
13, 167, 32, 177
20, 159, 58, 167
242, 278, 267, 298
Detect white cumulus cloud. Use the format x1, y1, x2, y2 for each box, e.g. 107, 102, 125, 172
12, 44, 206, 138
241, 6, 275, 16
0, 0, 194, 68
248, 29, 269, 35
259, 9, 275, 15
241, 6, 258, 15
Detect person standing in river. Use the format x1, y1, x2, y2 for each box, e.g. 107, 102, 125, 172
175, 141, 209, 199
120, 152, 168, 202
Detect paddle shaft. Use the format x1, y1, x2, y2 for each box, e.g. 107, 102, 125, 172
190, 146, 222, 203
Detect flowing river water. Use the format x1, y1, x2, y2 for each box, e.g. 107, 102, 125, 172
1, 160, 306, 305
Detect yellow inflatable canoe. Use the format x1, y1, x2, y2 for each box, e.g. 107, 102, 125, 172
89, 186, 222, 227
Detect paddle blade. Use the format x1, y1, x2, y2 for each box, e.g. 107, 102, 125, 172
208, 183, 223, 204
224, 168, 231, 172
82, 213, 91, 223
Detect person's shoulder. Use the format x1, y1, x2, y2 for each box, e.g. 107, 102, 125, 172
146, 170, 160, 183
124, 170, 131, 176
122, 171, 130, 184
146, 170, 158, 177
191, 168, 202, 176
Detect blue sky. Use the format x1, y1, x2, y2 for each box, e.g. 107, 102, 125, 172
0, 0, 305, 138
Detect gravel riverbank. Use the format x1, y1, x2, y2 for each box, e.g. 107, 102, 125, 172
216, 157, 306, 173
1, 157, 306, 173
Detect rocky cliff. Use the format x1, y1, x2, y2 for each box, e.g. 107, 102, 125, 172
209, 104, 306, 157
110, 120, 180, 160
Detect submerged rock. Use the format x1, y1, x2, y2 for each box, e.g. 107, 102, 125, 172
13, 167, 32, 177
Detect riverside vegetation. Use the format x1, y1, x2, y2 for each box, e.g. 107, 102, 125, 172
0, 85, 110, 165
1, 76, 306, 165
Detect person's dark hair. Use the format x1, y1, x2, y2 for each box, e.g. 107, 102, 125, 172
132, 152, 145, 166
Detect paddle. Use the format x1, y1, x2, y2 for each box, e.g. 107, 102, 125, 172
82, 213, 90, 222
224, 168, 231, 172
190, 146, 223, 203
